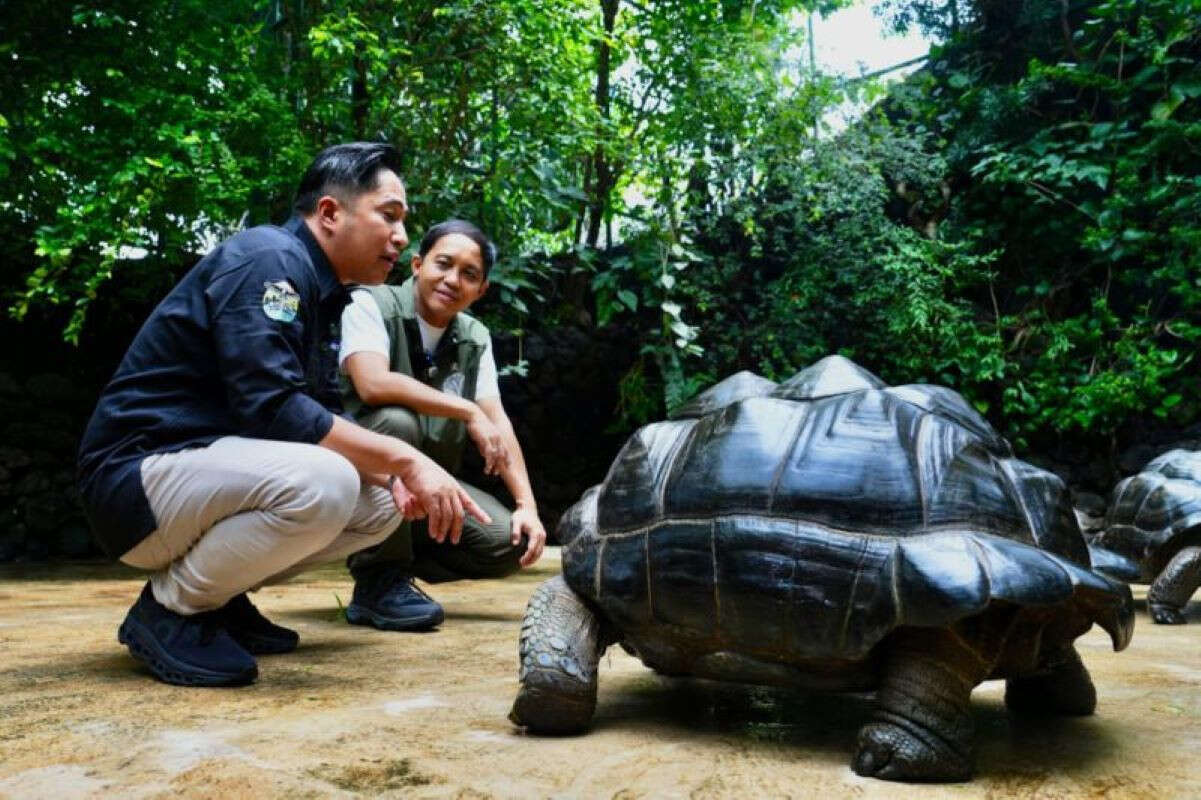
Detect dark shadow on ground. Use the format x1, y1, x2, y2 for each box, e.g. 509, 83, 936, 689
278, 606, 355, 625
443, 610, 524, 623
583, 673, 1122, 781
281, 604, 521, 627
0, 562, 140, 583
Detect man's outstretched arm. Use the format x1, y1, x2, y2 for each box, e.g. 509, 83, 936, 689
319, 414, 490, 543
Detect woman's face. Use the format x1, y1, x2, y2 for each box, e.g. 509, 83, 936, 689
410, 232, 488, 327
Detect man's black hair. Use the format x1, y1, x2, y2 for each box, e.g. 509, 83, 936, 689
293, 142, 404, 214
418, 219, 498, 278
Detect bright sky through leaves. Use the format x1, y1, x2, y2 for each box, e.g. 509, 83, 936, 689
812, 1, 932, 78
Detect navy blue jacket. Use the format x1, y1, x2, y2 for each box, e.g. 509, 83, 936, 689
77, 217, 351, 557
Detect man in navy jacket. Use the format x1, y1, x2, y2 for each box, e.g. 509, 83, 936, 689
77, 142, 487, 686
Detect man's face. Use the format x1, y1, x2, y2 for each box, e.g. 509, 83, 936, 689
325, 169, 409, 285
411, 233, 489, 327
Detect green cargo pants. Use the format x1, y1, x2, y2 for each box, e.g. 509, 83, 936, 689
346, 406, 522, 583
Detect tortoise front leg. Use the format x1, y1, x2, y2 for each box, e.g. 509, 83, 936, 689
509, 575, 606, 734
853, 628, 987, 782
1148, 545, 1201, 625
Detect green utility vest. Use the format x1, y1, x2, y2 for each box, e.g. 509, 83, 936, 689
341, 278, 490, 474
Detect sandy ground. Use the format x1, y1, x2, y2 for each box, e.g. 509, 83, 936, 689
0, 549, 1199, 799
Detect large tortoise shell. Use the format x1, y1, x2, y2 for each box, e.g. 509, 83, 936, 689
560, 357, 1132, 662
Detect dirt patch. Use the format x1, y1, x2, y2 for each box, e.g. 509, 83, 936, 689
308, 757, 435, 793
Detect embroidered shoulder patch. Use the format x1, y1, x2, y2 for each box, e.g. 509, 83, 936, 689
262, 280, 300, 323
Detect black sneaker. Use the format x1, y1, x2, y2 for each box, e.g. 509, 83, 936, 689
219, 593, 299, 655
346, 567, 445, 631
117, 583, 258, 687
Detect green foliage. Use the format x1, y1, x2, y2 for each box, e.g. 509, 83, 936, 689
592, 226, 709, 422
875, 0, 969, 38
291, 0, 598, 251
646, 0, 1200, 453
928, 0, 1201, 440
2, 2, 309, 340
4, 1, 832, 342
1, 0, 600, 339
591, 1, 849, 421
678, 115, 1004, 395
3, 0, 1198, 460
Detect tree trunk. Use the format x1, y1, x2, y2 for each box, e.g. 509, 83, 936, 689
584, 0, 619, 249
575, 156, 592, 245
352, 42, 368, 139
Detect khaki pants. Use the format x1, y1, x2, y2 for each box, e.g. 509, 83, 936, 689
121, 437, 399, 615
347, 406, 522, 582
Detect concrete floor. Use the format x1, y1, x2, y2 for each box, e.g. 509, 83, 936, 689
0, 549, 1198, 799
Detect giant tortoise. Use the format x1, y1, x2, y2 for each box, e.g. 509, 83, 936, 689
509, 356, 1133, 782
1087, 448, 1201, 624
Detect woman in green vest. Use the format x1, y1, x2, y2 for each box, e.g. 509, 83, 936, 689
338, 219, 547, 630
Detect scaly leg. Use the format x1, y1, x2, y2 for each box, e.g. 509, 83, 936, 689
509, 575, 606, 734
854, 628, 987, 782
1148, 545, 1201, 625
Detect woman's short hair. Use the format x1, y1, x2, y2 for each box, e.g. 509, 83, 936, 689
418, 219, 497, 278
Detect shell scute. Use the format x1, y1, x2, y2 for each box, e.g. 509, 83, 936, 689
597, 420, 694, 532
649, 520, 716, 632
670, 370, 778, 420
711, 519, 898, 659
664, 397, 810, 520
595, 533, 648, 626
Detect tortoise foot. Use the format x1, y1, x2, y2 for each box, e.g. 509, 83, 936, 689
858, 628, 984, 781
1005, 646, 1096, 716
509, 677, 594, 734
853, 721, 972, 782
509, 575, 604, 735
1149, 602, 1186, 625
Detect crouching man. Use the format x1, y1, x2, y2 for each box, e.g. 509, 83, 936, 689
77, 143, 488, 686
338, 220, 546, 631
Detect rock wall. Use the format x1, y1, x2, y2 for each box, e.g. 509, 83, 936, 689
0, 371, 97, 561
